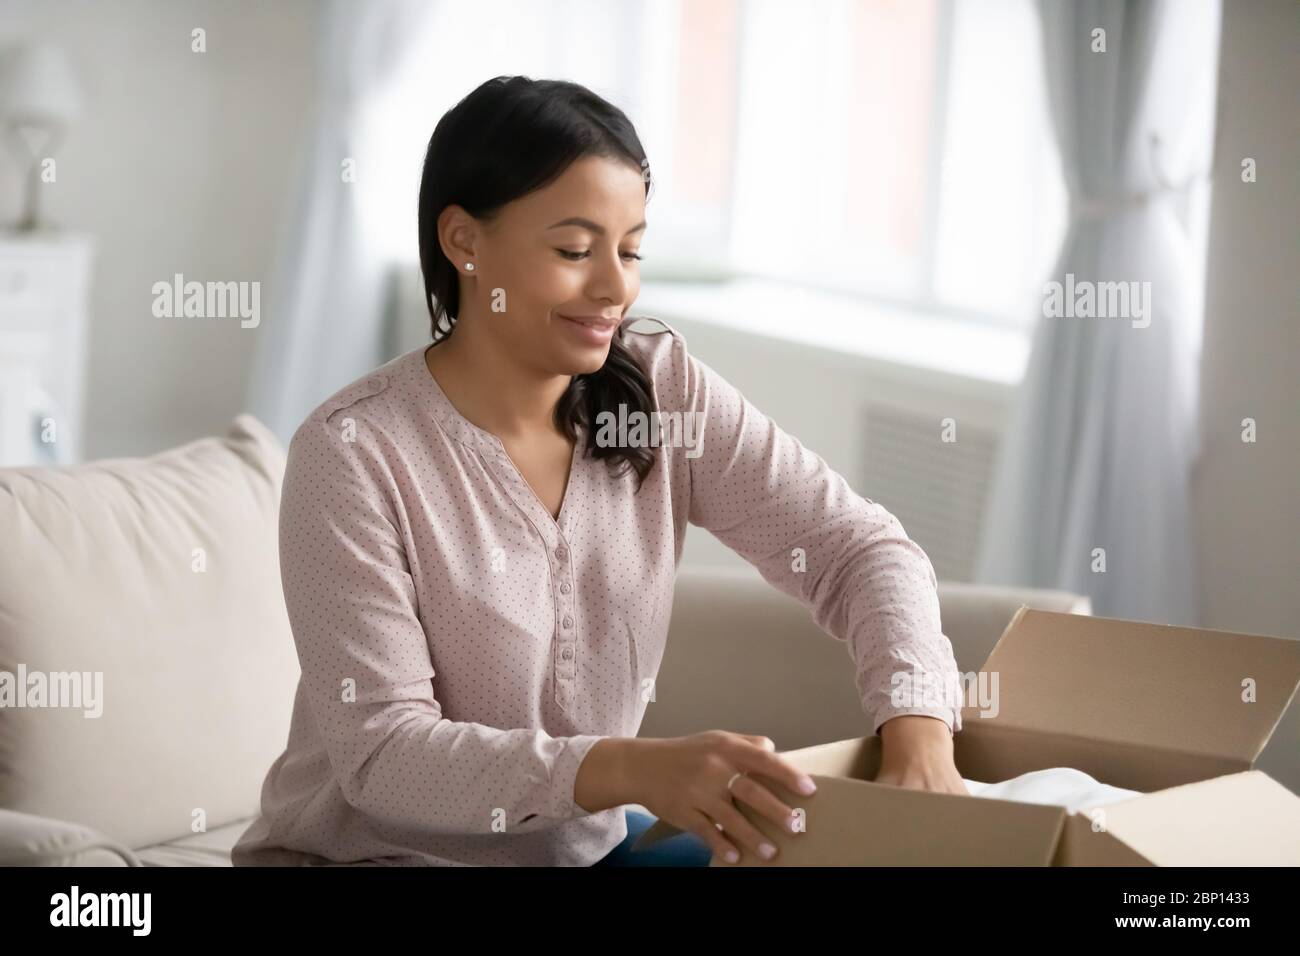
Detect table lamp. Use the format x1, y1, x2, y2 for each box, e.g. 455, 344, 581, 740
0, 42, 85, 232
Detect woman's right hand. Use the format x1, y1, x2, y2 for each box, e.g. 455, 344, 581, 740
628, 731, 818, 864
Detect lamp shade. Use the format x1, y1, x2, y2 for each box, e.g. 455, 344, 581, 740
0, 42, 84, 126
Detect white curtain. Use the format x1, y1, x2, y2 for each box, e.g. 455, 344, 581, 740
247, 0, 439, 446
975, 0, 1220, 626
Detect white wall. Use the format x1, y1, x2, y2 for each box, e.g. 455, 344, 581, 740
1193, 0, 1299, 641
0, 0, 318, 458
1193, 0, 1300, 789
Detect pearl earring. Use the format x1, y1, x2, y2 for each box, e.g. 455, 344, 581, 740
464, 262, 475, 272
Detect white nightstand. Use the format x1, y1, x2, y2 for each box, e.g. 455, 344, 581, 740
0, 232, 94, 466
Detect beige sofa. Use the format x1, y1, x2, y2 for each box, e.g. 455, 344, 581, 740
0, 415, 1090, 866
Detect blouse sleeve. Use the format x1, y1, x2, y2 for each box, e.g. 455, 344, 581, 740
663, 330, 964, 736
277, 412, 607, 835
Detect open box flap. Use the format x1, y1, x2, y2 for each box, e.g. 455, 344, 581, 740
1062, 770, 1300, 866
965, 607, 1300, 767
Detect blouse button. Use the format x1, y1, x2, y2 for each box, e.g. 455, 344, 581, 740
560, 581, 572, 595
562, 615, 573, 629
555, 546, 568, 561
561, 647, 574, 660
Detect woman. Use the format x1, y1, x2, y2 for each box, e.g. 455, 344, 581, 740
233, 75, 967, 868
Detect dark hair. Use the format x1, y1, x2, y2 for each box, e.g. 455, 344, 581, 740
418, 75, 658, 490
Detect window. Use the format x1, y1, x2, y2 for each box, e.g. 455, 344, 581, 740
362, 0, 1066, 332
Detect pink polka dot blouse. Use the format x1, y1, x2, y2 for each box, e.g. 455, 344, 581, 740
231, 317, 963, 866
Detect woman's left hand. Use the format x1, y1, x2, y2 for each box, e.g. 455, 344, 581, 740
873, 715, 969, 795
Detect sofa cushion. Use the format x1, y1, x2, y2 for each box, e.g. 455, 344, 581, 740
0, 808, 140, 866
135, 816, 253, 866
0, 414, 300, 849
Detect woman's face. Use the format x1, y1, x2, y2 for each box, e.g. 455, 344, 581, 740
440, 154, 647, 377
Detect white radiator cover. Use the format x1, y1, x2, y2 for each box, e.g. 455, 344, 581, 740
861, 402, 1000, 583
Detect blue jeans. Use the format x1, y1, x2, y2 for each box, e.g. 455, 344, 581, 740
592, 810, 712, 867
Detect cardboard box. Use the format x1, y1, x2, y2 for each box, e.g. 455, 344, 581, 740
635, 607, 1300, 865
